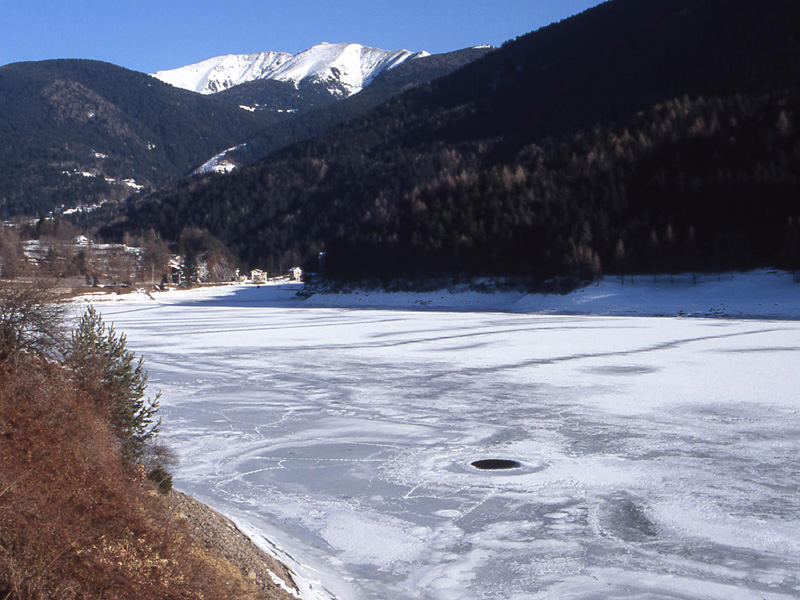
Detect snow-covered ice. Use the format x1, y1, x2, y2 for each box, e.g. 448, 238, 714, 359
91, 274, 800, 599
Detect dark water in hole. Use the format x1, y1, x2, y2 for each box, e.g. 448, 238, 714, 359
471, 459, 522, 470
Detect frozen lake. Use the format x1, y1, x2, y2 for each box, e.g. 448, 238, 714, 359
97, 285, 800, 600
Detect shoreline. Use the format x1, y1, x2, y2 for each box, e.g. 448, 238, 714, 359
79, 268, 800, 321
166, 490, 309, 600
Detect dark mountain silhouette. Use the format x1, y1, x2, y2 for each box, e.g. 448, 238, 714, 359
0, 59, 278, 217
105, 0, 800, 281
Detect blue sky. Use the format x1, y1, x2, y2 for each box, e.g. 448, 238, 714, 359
2, 0, 605, 73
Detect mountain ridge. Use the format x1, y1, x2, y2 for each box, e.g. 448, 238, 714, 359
0, 59, 269, 217
113, 0, 800, 282
152, 42, 432, 97
153, 51, 292, 94
0, 45, 491, 219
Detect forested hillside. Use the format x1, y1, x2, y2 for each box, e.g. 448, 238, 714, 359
210, 46, 493, 167
0, 48, 490, 219
0, 60, 268, 217
112, 0, 800, 282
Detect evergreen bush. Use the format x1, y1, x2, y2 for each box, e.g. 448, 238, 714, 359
68, 306, 161, 464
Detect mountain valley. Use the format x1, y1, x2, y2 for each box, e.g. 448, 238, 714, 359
0, 45, 490, 219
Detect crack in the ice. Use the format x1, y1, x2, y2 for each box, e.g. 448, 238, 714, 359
216, 461, 287, 487
427, 327, 789, 378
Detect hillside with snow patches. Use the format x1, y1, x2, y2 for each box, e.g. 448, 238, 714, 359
153, 43, 430, 97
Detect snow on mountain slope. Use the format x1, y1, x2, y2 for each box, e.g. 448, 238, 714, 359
193, 144, 246, 175
267, 43, 429, 96
153, 52, 292, 94
152, 43, 429, 97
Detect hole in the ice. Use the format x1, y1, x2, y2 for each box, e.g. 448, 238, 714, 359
470, 459, 522, 470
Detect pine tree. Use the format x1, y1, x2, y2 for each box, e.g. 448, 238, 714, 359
684, 225, 699, 284
69, 306, 161, 463
648, 229, 660, 282
613, 239, 626, 284
665, 223, 676, 283
784, 217, 800, 283
181, 250, 198, 287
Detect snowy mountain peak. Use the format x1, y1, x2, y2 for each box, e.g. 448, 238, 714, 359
153, 51, 292, 94
152, 43, 429, 97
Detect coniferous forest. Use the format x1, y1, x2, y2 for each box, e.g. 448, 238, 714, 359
0, 48, 490, 221
0, 60, 273, 217
108, 0, 800, 283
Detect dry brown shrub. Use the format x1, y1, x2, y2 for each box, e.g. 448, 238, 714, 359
0, 358, 267, 599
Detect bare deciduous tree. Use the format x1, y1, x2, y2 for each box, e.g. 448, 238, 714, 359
0, 280, 68, 362
0, 229, 24, 280
141, 232, 171, 285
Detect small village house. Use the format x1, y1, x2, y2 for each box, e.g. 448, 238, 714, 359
250, 269, 267, 284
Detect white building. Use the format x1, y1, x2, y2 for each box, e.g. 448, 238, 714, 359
250, 269, 267, 284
